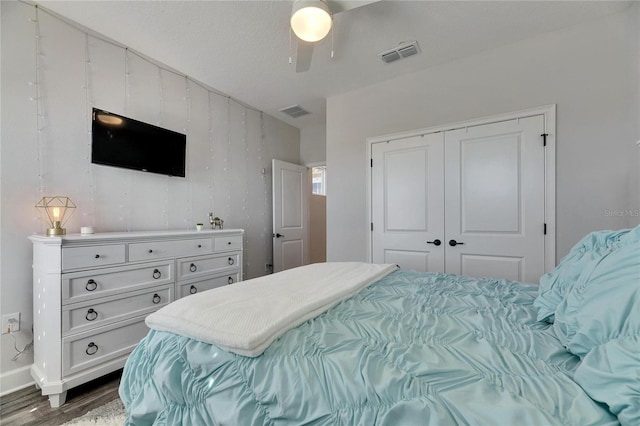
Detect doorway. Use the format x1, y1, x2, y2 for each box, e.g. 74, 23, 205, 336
309, 165, 327, 264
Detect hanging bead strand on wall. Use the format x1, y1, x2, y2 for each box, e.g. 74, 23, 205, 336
158, 67, 165, 125
207, 91, 215, 214
225, 97, 232, 221
158, 67, 170, 229
243, 107, 251, 274
184, 76, 193, 229
32, 6, 48, 234
83, 33, 97, 227
260, 112, 272, 270
122, 47, 132, 231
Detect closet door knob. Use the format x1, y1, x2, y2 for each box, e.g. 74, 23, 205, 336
427, 239, 441, 246
449, 239, 465, 247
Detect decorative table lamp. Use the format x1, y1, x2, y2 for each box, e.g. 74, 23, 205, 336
35, 196, 76, 236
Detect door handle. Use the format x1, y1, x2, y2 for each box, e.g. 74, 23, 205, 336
426, 239, 442, 246
274, 233, 285, 238
449, 239, 465, 247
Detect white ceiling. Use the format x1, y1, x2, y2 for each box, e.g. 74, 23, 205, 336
36, 0, 632, 129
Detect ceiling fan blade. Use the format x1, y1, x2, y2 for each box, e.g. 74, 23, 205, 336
295, 39, 314, 73
291, 0, 378, 72
327, 0, 379, 14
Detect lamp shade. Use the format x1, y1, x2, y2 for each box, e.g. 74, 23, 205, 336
35, 196, 76, 236
291, 0, 332, 42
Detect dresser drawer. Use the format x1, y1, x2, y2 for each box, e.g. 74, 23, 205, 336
129, 238, 213, 262
62, 316, 149, 376
214, 235, 242, 252
62, 284, 172, 336
177, 272, 240, 299
62, 262, 173, 304
177, 253, 240, 280
62, 245, 126, 271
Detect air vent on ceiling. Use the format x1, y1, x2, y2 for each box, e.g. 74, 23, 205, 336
279, 105, 310, 118
379, 41, 421, 64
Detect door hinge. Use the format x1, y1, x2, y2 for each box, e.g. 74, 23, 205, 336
370, 158, 373, 167
544, 223, 547, 235
541, 133, 548, 147
371, 222, 374, 231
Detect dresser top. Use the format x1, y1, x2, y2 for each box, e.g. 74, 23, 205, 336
29, 229, 244, 245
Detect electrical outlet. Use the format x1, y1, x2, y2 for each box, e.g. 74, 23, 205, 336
2, 313, 20, 334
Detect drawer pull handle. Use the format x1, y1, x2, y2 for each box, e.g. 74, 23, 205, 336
85, 342, 98, 356
190, 285, 197, 294
152, 293, 161, 304
190, 263, 197, 272
85, 308, 98, 321
228, 276, 234, 284
94, 254, 100, 259
148, 249, 153, 253
85, 279, 98, 292
228, 257, 235, 266
153, 269, 161, 279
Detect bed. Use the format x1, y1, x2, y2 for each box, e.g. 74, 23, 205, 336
119, 226, 639, 425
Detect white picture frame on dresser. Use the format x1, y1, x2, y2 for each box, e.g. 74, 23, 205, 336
29, 229, 244, 407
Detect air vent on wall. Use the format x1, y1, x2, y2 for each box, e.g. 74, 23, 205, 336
379, 41, 421, 64
279, 105, 310, 118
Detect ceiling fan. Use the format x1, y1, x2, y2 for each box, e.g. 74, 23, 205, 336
290, 0, 379, 73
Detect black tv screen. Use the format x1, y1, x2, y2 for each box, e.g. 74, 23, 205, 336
91, 108, 186, 177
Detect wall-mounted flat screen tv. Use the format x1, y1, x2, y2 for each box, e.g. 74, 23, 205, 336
91, 108, 186, 177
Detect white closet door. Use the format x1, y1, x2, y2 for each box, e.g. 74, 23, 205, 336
371, 134, 445, 272
444, 115, 545, 283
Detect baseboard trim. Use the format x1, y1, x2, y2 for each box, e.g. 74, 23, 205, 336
0, 365, 34, 396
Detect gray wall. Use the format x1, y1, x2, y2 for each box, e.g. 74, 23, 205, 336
327, 6, 640, 264
300, 123, 327, 166
0, 2, 299, 392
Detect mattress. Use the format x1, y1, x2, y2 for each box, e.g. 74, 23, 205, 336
119, 268, 619, 425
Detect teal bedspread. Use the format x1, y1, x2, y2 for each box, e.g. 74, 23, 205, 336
119, 270, 618, 425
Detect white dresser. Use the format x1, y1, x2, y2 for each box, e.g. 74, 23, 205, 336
29, 229, 243, 407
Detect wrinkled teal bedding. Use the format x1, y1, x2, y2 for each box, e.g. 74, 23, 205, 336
120, 270, 618, 425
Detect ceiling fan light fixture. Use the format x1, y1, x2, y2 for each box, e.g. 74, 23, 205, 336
291, 0, 332, 42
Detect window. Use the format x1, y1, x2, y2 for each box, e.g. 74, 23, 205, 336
311, 166, 326, 195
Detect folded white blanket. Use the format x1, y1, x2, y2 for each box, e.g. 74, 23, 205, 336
145, 262, 398, 357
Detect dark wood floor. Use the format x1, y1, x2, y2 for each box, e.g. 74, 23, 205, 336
0, 370, 122, 426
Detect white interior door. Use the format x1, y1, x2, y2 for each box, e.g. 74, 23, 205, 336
444, 115, 546, 283
272, 159, 309, 273
371, 134, 445, 272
